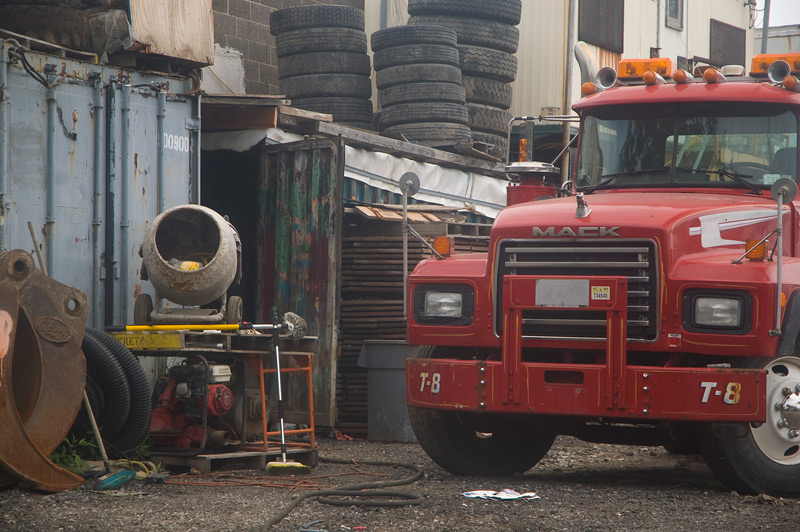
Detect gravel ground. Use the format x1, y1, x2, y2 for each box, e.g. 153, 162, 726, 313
2, 434, 800, 532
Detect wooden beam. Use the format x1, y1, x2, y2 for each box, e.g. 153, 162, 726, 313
201, 106, 278, 131
308, 121, 508, 179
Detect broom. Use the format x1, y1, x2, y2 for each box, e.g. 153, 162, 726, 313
265, 308, 310, 475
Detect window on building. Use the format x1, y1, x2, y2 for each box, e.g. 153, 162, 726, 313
666, 0, 683, 31
710, 19, 746, 67
579, 0, 624, 54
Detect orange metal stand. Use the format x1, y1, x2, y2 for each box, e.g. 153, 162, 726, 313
258, 352, 316, 452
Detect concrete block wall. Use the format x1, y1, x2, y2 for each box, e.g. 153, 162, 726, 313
212, 0, 365, 95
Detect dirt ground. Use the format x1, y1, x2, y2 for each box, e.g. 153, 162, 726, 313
2, 434, 800, 532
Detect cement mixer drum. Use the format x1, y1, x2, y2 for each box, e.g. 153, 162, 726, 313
141, 204, 240, 307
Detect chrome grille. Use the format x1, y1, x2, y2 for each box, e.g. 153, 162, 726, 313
495, 239, 659, 340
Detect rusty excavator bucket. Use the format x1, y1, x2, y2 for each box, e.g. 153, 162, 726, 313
0, 249, 89, 492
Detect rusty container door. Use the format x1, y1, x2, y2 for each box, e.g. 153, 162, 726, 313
259, 138, 341, 427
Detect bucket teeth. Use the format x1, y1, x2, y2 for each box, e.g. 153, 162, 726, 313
0, 250, 89, 492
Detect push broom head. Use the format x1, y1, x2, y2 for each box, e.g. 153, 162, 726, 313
266, 459, 311, 476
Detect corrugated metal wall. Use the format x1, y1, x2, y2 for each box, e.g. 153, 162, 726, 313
0, 42, 197, 330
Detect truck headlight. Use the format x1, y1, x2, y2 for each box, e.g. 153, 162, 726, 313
683, 290, 751, 334
694, 297, 742, 327
425, 292, 462, 317
414, 284, 474, 325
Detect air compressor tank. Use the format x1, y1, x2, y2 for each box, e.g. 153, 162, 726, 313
137, 204, 241, 324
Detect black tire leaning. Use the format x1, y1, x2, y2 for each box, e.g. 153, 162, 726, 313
408, 15, 520, 53
86, 328, 152, 456
371, 25, 457, 52
407, 0, 522, 25
459, 45, 518, 83
80, 334, 130, 439
376, 63, 462, 90
278, 52, 371, 79
383, 122, 472, 144
292, 97, 374, 123
379, 82, 465, 107
280, 74, 372, 99
373, 44, 459, 71
275, 28, 367, 58
379, 102, 469, 128
269, 5, 364, 35
462, 76, 513, 109
467, 103, 512, 136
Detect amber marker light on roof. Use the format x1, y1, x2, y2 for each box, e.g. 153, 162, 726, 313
617, 58, 673, 79
433, 236, 453, 257
672, 69, 693, 84
750, 53, 800, 76
642, 70, 666, 85
581, 81, 596, 96
703, 68, 726, 83
784, 75, 800, 92
745, 239, 768, 261
519, 138, 528, 162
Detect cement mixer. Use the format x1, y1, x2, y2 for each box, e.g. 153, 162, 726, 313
135, 204, 242, 325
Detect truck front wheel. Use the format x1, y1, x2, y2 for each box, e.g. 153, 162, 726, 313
698, 356, 800, 496
408, 407, 555, 476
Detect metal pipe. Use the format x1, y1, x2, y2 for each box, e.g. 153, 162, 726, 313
761, 0, 772, 54
91, 76, 104, 327
655, 0, 661, 55
562, 0, 576, 184
156, 90, 166, 214
380, 0, 387, 30
120, 82, 131, 323
775, 192, 783, 335
403, 185, 408, 321
190, 95, 201, 204
46, 84, 57, 276
104, 80, 117, 327
0, 44, 9, 252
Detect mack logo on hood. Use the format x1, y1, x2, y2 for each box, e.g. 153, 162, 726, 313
532, 226, 621, 237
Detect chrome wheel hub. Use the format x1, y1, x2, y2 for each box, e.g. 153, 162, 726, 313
752, 357, 800, 465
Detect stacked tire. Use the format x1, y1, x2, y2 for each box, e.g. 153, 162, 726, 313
372, 25, 471, 148
270, 5, 374, 129
408, 0, 521, 158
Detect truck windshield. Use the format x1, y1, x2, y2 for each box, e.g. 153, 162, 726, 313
575, 103, 798, 191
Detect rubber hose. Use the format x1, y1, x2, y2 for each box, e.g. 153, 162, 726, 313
262, 457, 423, 529
80, 334, 131, 439
86, 328, 152, 457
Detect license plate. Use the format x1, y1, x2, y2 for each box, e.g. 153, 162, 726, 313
110, 333, 183, 350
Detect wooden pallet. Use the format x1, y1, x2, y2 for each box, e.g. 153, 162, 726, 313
152, 447, 318, 474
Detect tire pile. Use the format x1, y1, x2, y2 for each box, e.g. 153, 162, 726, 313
372, 25, 471, 148
408, 0, 521, 158
270, 5, 374, 130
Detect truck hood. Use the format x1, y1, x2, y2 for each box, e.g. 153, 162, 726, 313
493, 191, 788, 272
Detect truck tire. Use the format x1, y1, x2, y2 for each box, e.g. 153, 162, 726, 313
373, 44, 460, 71
379, 102, 469, 128
471, 131, 508, 159
408, 15, 520, 53
278, 51, 371, 79
463, 76, 513, 109
280, 74, 371, 99
382, 122, 471, 145
275, 28, 367, 58
697, 356, 800, 496
407, 0, 522, 25
459, 45, 518, 83
269, 5, 364, 35
371, 25, 457, 52
291, 97, 374, 123
467, 103, 512, 136
379, 82, 466, 107
376, 63, 462, 90
408, 408, 554, 475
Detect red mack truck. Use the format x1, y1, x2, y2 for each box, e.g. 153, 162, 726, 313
405, 50, 800, 496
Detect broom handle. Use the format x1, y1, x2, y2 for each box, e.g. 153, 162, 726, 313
273, 308, 288, 463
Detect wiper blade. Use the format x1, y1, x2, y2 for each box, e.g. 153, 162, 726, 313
674, 166, 762, 195
580, 169, 666, 193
